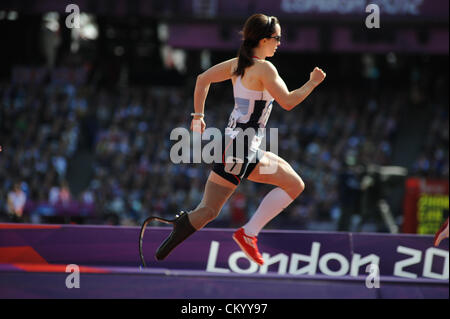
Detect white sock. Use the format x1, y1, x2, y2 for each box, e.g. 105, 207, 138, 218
243, 187, 294, 237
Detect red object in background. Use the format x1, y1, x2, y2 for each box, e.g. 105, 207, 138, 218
402, 178, 449, 234
402, 178, 421, 233
230, 192, 247, 226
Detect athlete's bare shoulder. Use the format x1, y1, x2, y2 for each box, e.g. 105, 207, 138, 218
252, 59, 277, 79
260, 60, 277, 73
229, 57, 239, 75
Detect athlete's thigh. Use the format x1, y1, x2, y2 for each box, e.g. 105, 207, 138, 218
208, 170, 239, 191
247, 151, 301, 187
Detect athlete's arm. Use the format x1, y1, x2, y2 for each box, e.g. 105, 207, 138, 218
191, 58, 237, 132
193, 58, 236, 114
260, 61, 326, 111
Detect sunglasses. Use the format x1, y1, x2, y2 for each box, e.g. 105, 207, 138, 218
267, 35, 281, 42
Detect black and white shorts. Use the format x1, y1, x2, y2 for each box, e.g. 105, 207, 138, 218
212, 124, 265, 185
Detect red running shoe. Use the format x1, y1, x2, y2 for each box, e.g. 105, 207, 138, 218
434, 217, 449, 247
232, 228, 264, 265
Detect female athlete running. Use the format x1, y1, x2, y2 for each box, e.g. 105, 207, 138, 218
155, 13, 326, 265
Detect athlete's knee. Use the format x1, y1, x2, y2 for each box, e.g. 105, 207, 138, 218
297, 178, 305, 195
195, 204, 220, 223
285, 175, 305, 199
204, 205, 220, 222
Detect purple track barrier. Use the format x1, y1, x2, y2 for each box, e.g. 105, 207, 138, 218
0, 223, 448, 298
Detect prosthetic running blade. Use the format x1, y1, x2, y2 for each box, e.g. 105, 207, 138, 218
139, 215, 176, 268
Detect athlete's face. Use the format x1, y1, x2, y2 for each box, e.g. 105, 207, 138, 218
266, 24, 281, 57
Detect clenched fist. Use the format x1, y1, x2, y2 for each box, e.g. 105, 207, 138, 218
310, 67, 326, 86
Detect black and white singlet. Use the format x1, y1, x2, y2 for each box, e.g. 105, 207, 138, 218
212, 75, 275, 185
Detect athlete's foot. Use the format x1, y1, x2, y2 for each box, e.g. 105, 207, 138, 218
232, 228, 264, 266
155, 211, 197, 261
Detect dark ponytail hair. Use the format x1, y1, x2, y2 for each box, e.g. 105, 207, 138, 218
233, 14, 279, 77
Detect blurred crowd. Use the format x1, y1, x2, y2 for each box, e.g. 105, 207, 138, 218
411, 103, 449, 178
0, 59, 448, 231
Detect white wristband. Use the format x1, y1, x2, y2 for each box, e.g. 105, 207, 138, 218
191, 112, 204, 117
